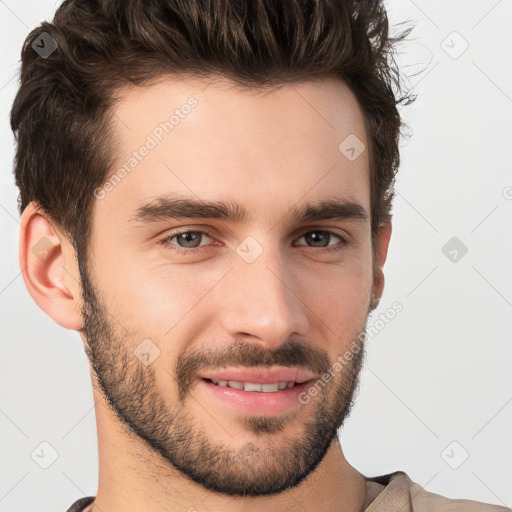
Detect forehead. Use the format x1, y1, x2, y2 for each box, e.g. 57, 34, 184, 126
96, 75, 370, 228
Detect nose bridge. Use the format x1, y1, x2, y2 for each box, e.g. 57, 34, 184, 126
219, 238, 308, 348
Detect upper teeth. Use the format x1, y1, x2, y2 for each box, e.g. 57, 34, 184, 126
211, 380, 296, 392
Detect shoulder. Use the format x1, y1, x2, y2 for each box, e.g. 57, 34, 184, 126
407, 473, 510, 512
365, 471, 510, 512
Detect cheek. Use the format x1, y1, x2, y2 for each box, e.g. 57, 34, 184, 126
95, 254, 221, 346
87, 242, 176, 339
299, 252, 373, 345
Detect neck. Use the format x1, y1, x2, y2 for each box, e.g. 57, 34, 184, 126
89, 387, 368, 512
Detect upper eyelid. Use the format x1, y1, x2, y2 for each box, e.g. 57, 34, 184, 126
163, 223, 349, 236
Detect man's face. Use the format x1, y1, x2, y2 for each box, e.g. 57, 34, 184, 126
80, 76, 383, 496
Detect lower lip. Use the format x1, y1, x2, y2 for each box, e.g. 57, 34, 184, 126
197, 379, 312, 415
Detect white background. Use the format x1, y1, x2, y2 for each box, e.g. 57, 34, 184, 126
1, 1, 511, 510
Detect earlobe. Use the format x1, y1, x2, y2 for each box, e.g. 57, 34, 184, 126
19, 202, 84, 330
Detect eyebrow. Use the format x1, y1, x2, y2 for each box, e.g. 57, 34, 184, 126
128, 194, 368, 226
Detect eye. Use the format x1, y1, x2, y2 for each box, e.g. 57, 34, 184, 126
157, 230, 214, 254
295, 230, 348, 252
157, 228, 348, 255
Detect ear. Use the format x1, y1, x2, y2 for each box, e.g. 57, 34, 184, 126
370, 218, 392, 311
19, 202, 84, 330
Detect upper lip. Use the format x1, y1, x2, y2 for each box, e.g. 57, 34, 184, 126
197, 366, 316, 384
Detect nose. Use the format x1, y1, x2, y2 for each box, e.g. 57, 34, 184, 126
218, 241, 309, 350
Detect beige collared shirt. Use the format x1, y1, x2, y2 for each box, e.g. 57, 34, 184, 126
364, 471, 511, 511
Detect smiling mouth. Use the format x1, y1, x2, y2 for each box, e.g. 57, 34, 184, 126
201, 378, 305, 392
197, 373, 315, 415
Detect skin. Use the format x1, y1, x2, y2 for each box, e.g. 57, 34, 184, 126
19, 75, 391, 512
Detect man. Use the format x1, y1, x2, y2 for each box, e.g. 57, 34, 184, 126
10, 0, 509, 511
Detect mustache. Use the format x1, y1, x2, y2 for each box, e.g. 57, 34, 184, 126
175, 338, 332, 400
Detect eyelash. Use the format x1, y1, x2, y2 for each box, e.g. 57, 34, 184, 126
157, 229, 349, 255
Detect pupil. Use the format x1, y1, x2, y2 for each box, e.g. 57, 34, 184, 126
179, 232, 200, 248
307, 231, 328, 247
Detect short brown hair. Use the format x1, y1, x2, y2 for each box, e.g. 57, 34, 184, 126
10, 0, 414, 256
